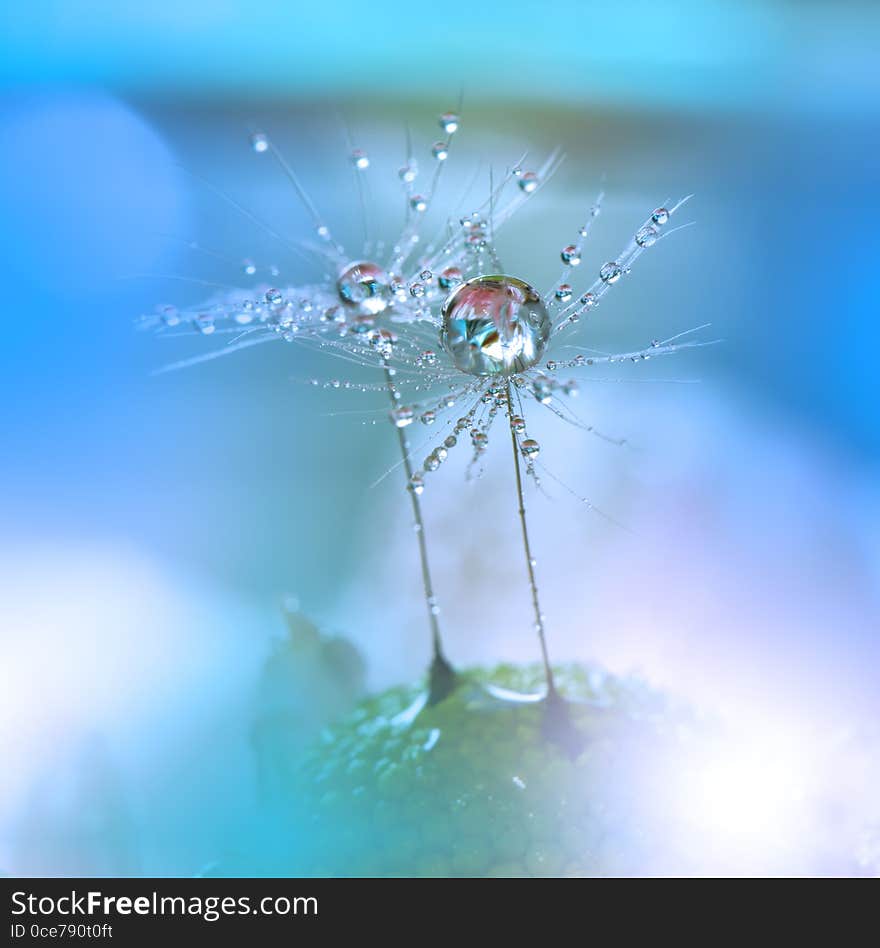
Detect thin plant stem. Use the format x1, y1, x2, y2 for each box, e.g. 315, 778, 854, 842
507, 382, 557, 698
383, 365, 455, 699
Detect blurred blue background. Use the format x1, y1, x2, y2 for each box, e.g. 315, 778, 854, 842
0, 1, 878, 875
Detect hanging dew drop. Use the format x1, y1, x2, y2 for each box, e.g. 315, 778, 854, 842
351, 149, 369, 170
652, 207, 670, 226
635, 224, 658, 247
336, 261, 393, 317
440, 275, 551, 377
410, 195, 428, 213
195, 314, 215, 335
518, 171, 539, 193
439, 266, 463, 290
560, 245, 582, 266
439, 112, 459, 135
521, 439, 540, 460
431, 142, 449, 161
555, 283, 572, 302
599, 261, 622, 284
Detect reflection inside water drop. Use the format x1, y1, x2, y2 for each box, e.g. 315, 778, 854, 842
336, 261, 393, 317
440, 275, 551, 377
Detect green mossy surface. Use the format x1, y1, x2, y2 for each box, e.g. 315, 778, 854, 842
287, 663, 696, 877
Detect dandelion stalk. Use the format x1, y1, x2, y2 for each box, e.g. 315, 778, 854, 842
506, 382, 557, 699
384, 365, 457, 703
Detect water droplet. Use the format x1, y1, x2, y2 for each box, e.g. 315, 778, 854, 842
599, 261, 622, 284
518, 171, 539, 193
471, 431, 488, 448
159, 305, 180, 327
409, 473, 425, 494
635, 224, 658, 248
316, 224, 330, 239
510, 416, 526, 433
420, 410, 436, 425
390, 406, 414, 428
439, 112, 459, 135
336, 260, 393, 317
444, 435, 457, 448
652, 207, 669, 226
410, 282, 425, 298
431, 142, 449, 161
398, 162, 417, 183
410, 195, 428, 213
250, 132, 269, 153
265, 288, 283, 306
424, 454, 440, 472
440, 275, 551, 377
438, 266, 463, 290
421, 350, 438, 366
242, 259, 257, 276
546, 360, 557, 371
560, 245, 582, 266
580, 292, 595, 307
195, 313, 215, 335
351, 149, 369, 170
532, 377, 553, 404
555, 284, 572, 302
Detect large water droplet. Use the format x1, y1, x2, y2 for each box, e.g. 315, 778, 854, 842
336, 260, 392, 317
440, 275, 551, 377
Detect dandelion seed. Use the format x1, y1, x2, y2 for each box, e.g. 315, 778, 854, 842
140, 110, 558, 706
140, 111, 709, 726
